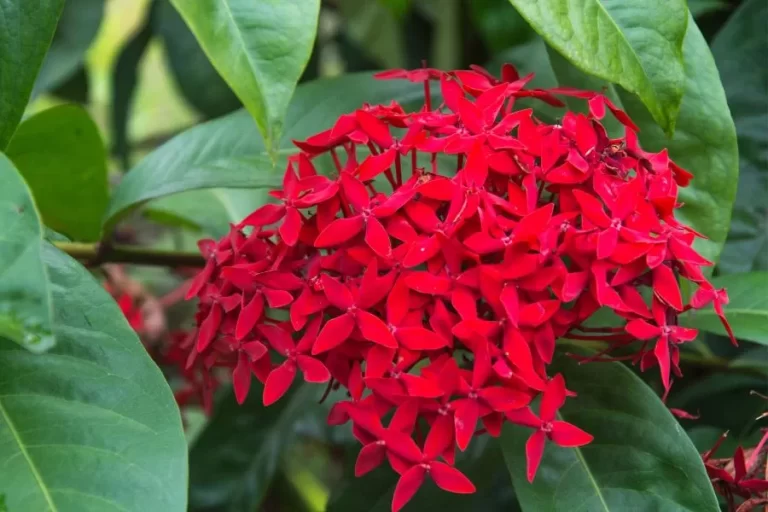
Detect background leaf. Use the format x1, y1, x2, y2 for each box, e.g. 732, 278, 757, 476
103, 73, 432, 231
710, 0, 768, 273
0, 0, 65, 149
189, 385, 321, 511
0, 244, 188, 511
154, 0, 240, 119
6, 105, 108, 242
32, 0, 105, 97
681, 272, 768, 345
500, 353, 719, 512
505, 0, 688, 134
168, 0, 320, 154
0, 155, 54, 352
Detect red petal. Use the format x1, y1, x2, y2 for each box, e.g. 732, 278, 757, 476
396, 327, 447, 350
312, 313, 355, 354
240, 203, 285, 227
358, 150, 397, 181
320, 274, 355, 309
263, 361, 297, 406
550, 421, 593, 447
241, 341, 268, 361
454, 399, 479, 451
365, 217, 392, 258
404, 271, 452, 295
424, 413, 454, 459
357, 310, 398, 348
430, 462, 476, 494
314, 215, 365, 247
233, 352, 252, 404
258, 323, 295, 354
355, 442, 387, 477
392, 465, 426, 512
356, 109, 393, 147
297, 355, 330, 383
279, 207, 302, 246
653, 265, 683, 311
625, 319, 661, 340
525, 430, 546, 483
541, 374, 566, 422
655, 338, 671, 390
479, 387, 531, 412
341, 172, 371, 211
573, 189, 610, 228
235, 294, 264, 340
197, 304, 222, 352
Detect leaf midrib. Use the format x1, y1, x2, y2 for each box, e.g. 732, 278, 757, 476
0, 395, 58, 511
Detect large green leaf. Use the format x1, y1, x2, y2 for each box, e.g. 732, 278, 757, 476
103, 73, 430, 232
711, 0, 768, 274
6, 105, 108, 242
189, 385, 322, 511
0, 0, 65, 149
680, 272, 768, 345
168, 0, 320, 156
0, 155, 54, 352
32, 0, 105, 96
0, 244, 187, 511
500, 353, 719, 512
154, 0, 240, 119
505, 0, 687, 135
327, 437, 518, 512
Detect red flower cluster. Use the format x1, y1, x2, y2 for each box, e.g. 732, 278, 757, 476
184, 64, 735, 511
703, 430, 768, 511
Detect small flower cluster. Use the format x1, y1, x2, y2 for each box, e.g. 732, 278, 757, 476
184, 64, 735, 511
703, 429, 768, 511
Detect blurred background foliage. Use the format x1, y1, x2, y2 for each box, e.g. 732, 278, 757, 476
25, 0, 765, 510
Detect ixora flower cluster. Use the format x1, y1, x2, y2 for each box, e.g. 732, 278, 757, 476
184, 64, 735, 511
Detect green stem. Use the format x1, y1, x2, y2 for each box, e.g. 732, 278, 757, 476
54, 242, 205, 268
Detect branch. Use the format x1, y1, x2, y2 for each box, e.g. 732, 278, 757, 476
54, 242, 205, 268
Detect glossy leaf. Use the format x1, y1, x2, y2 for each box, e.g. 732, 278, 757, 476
32, 0, 105, 96
0, 155, 54, 352
0, 0, 65, 149
500, 353, 719, 512
505, 0, 687, 135
168, 0, 320, 155
328, 437, 518, 512
154, 0, 240, 119
6, 105, 108, 242
681, 272, 768, 345
0, 244, 187, 511
711, 0, 768, 273
189, 385, 321, 511
103, 73, 430, 231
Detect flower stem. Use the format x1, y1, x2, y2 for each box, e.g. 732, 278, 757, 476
54, 242, 205, 267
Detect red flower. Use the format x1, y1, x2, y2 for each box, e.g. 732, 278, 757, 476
181, 62, 734, 511
506, 374, 593, 482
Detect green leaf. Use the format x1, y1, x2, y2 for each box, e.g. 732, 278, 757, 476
505, 0, 687, 135
168, 0, 320, 156
687, 0, 728, 18
0, 0, 65, 149
154, 0, 240, 119
0, 155, 54, 352
103, 73, 430, 232
6, 105, 108, 242
146, 188, 268, 238
680, 272, 768, 345
189, 385, 321, 511
111, 0, 158, 170
500, 353, 719, 512
711, 0, 768, 274
32, 0, 105, 96
327, 437, 518, 512
0, 244, 188, 511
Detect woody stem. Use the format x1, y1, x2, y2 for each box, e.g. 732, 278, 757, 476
54, 242, 205, 267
